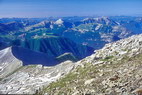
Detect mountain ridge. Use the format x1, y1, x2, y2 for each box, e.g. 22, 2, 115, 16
1, 17, 142, 94
40, 34, 142, 95
1, 34, 142, 94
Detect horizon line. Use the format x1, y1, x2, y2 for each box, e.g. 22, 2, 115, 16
0, 15, 142, 19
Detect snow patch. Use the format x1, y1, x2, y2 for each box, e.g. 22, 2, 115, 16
55, 19, 64, 25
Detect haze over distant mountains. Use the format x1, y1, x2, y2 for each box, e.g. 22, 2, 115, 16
1, 16, 142, 66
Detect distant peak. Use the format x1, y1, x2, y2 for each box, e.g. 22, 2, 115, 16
55, 19, 64, 25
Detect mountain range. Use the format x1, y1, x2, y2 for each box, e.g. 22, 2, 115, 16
0, 32, 142, 94
0, 16, 142, 94
1, 16, 142, 63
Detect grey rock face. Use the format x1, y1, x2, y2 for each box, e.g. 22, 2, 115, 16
0, 47, 22, 79
0, 46, 78, 94
41, 34, 142, 95
81, 34, 142, 64
0, 61, 77, 94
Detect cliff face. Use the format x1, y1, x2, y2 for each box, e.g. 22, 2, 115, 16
21, 36, 94, 60
41, 34, 142, 95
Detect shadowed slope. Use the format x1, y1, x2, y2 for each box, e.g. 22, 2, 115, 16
11, 46, 58, 66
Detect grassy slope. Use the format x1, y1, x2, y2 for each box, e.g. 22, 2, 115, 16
39, 53, 142, 95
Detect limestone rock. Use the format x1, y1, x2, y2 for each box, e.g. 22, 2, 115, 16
0, 47, 22, 79
0, 61, 77, 94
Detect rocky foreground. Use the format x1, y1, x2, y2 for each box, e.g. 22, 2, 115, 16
40, 34, 142, 95
0, 47, 77, 94
0, 34, 142, 94
0, 61, 77, 94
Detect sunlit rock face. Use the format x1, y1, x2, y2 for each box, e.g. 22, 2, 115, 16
0, 61, 77, 94
40, 34, 142, 95
0, 47, 22, 79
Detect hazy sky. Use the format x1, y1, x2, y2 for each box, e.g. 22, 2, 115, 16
0, 0, 142, 18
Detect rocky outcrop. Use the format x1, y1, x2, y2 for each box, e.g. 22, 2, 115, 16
41, 34, 142, 95
82, 34, 142, 64
0, 47, 22, 79
56, 52, 78, 63
0, 46, 79, 94
0, 61, 77, 94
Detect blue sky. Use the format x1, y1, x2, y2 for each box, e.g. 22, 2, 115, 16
0, 0, 142, 18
